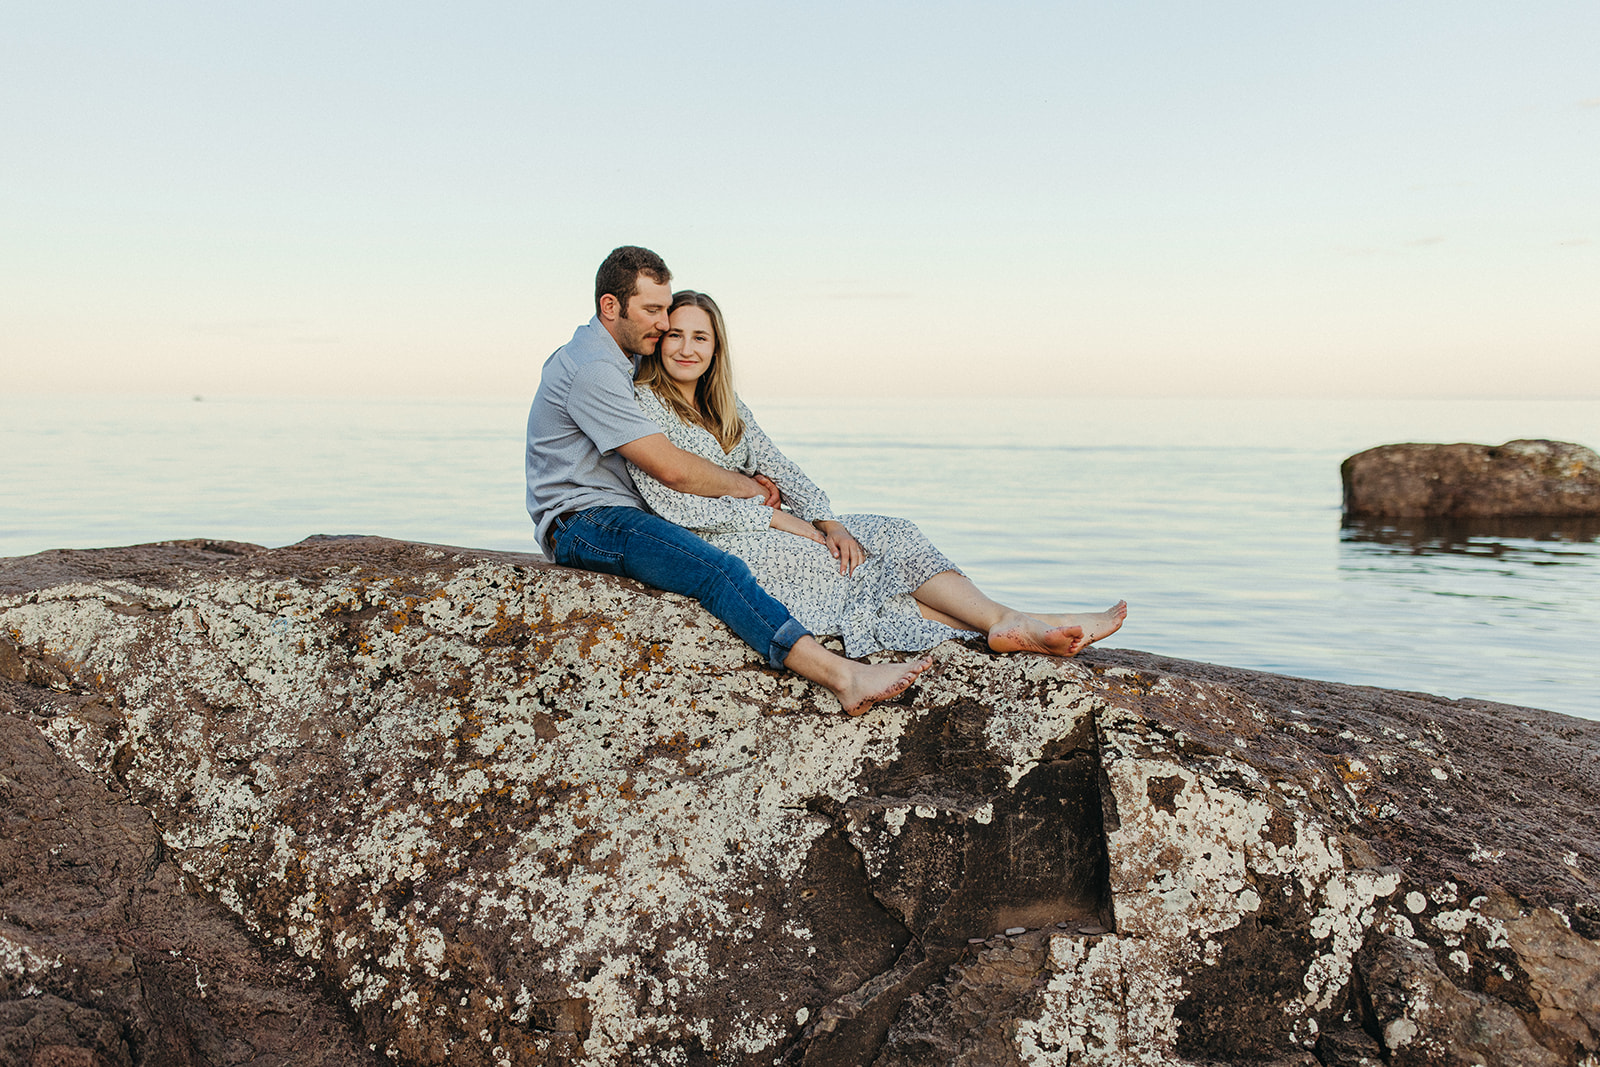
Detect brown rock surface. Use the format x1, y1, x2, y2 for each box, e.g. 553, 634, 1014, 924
1341, 439, 1600, 518
2, 536, 1598, 1065
0, 648, 380, 1064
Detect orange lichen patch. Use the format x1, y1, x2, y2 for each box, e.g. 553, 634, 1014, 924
1090, 665, 1161, 698
322, 585, 371, 616
477, 601, 535, 649
387, 595, 421, 634
1336, 755, 1374, 789
573, 622, 608, 658
613, 633, 669, 675
632, 731, 709, 768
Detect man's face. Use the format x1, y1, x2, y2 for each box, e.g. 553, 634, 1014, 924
611, 276, 672, 356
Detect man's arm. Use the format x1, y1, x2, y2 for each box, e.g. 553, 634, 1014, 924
618, 434, 780, 505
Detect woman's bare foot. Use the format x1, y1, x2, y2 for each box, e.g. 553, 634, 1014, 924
1034, 601, 1128, 649
834, 657, 934, 716
987, 611, 1087, 657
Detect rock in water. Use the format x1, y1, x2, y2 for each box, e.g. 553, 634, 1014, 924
2, 536, 1597, 1066
1342, 439, 1600, 518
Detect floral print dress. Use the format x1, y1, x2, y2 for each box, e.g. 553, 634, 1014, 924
626, 388, 977, 657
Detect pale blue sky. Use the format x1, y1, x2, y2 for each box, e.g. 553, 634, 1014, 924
4, 2, 1596, 397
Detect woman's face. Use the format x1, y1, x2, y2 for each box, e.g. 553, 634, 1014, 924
659, 305, 716, 392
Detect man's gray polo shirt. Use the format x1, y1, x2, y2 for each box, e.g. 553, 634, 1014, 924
525, 317, 664, 555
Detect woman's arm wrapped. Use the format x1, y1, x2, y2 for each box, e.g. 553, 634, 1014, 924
737, 399, 837, 524
625, 388, 774, 533
625, 458, 775, 533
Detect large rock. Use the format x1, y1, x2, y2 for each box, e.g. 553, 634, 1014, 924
2, 536, 1597, 1066
1341, 439, 1600, 518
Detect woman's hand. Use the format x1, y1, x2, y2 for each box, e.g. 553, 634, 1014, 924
751, 473, 782, 508
770, 509, 827, 545
814, 520, 866, 577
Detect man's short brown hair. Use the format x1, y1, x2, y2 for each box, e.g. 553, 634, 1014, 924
595, 246, 671, 318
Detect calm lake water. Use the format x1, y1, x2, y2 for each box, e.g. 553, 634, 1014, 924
3, 393, 1597, 720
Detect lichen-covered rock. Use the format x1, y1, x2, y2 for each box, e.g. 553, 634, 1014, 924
0, 642, 379, 1066
1341, 439, 1600, 518
3, 536, 1598, 1066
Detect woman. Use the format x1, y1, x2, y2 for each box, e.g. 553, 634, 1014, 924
627, 290, 1127, 660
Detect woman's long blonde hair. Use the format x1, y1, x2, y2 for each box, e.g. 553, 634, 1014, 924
636, 290, 746, 452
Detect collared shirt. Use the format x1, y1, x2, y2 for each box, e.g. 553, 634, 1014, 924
525, 317, 664, 554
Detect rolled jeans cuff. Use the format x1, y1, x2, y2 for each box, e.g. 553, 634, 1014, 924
768, 618, 809, 670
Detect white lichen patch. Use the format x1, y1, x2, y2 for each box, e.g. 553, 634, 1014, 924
1430, 905, 1509, 950
917, 649, 1100, 788
1, 931, 63, 980
1296, 866, 1401, 1011
1376, 909, 1416, 940
1093, 694, 1402, 1054
1385, 1016, 1420, 1048
1014, 935, 1181, 1066
38, 702, 120, 773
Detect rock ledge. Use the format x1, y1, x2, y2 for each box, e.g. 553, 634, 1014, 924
3, 536, 1598, 1066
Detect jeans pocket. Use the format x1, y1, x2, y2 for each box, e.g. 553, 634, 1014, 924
564, 535, 625, 574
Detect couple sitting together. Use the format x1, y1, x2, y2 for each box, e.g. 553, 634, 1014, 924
525, 246, 1126, 715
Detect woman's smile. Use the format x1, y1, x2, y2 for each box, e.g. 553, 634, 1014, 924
660, 305, 717, 402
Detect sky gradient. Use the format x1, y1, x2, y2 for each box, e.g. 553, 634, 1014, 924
4, 2, 1597, 398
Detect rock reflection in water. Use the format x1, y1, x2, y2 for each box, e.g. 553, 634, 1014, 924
1333, 513, 1599, 719
1341, 515, 1600, 563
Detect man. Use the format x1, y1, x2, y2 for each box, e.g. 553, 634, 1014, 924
526, 246, 929, 713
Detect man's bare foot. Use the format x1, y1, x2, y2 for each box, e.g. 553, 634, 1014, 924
834, 657, 933, 716
1034, 601, 1128, 649
988, 611, 1087, 657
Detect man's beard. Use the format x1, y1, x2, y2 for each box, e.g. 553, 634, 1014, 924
621, 317, 660, 356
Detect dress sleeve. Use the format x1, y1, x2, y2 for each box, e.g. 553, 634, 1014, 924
737, 399, 837, 523
625, 391, 775, 534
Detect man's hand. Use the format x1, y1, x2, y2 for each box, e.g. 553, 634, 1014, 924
752, 474, 781, 508
814, 520, 866, 576
770, 509, 827, 545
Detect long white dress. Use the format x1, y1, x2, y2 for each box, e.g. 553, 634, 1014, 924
625, 388, 978, 657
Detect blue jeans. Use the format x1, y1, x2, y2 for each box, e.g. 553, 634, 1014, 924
548, 506, 809, 669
